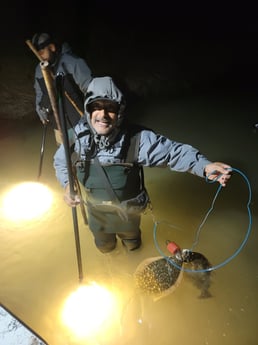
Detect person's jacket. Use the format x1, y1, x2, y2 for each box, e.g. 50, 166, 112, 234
34, 42, 92, 129
53, 77, 211, 194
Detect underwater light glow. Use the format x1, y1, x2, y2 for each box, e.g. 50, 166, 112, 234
61, 283, 117, 338
2, 182, 53, 221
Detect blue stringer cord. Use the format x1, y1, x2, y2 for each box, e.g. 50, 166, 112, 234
153, 167, 252, 273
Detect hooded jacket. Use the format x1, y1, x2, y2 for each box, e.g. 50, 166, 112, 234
53, 76, 211, 201
34, 42, 92, 129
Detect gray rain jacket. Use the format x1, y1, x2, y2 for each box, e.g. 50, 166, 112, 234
34, 42, 92, 129
53, 77, 211, 193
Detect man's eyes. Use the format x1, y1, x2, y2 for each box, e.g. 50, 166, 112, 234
92, 106, 117, 113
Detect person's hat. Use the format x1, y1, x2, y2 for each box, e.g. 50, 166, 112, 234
31, 33, 53, 50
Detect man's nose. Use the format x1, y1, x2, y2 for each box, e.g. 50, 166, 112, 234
101, 108, 109, 116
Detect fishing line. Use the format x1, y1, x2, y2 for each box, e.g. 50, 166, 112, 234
153, 167, 252, 273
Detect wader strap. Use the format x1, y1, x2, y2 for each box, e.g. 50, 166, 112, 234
126, 132, 146, 192
125, 131, 141, 163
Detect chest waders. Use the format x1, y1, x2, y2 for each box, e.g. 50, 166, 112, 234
76, 130, 151, 221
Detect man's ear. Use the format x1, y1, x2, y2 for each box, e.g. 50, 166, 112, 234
49, 43, 56, 52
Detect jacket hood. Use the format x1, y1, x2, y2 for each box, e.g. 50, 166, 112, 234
83, 77, 126, 148
61, 42, 72, 54
85, 76, 125, 111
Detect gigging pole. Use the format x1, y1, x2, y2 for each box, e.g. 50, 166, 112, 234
37, 123, 47, 180
39, 59, 88, 226
56, 72, 83, 282
25, 39, 43, 61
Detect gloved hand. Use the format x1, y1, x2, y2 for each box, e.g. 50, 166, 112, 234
37, 107, 49, 124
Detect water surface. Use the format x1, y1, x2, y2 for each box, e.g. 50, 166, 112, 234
0, 89, 257, 345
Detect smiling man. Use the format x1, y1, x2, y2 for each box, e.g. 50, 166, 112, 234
53, 76, 232, 254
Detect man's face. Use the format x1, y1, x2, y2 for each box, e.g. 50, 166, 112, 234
88, 100, 119, 136
37, 43, 56, 62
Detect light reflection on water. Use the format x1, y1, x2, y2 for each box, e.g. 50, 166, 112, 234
0, 92, 258, 345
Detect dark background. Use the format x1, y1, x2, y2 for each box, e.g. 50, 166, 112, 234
1, 0, 258, 119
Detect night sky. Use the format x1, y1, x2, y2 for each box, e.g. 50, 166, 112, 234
1, 1, 258, 99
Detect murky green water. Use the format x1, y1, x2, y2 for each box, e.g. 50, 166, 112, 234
0, 90, 257, 344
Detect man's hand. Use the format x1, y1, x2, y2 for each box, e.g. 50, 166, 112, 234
63, 184, 81, 207
204, 162, 232, 187
38, 107, 49, 124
